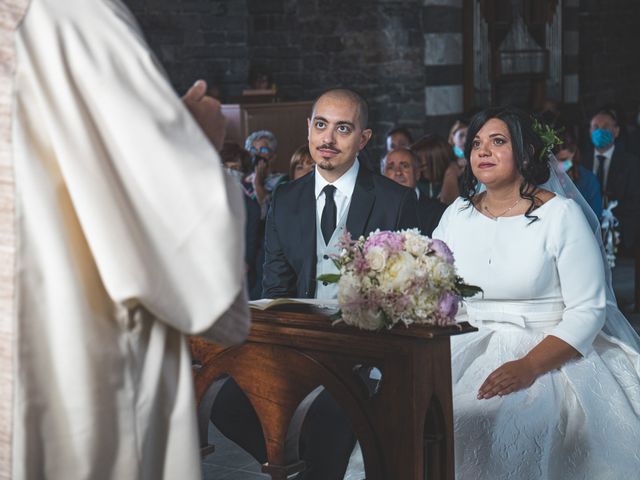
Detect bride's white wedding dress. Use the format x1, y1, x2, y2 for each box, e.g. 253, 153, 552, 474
433, 195, 640, 479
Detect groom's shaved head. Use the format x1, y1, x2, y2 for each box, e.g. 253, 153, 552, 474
311, 88, 369, 130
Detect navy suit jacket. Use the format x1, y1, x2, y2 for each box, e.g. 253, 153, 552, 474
417, 194, 446, 237
583, 146, 640, 248
262, 166, 419, 298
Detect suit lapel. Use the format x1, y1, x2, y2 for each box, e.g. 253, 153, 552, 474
295, 172, 316, 295
607, 148, 622, 189
346, 166, 375, 238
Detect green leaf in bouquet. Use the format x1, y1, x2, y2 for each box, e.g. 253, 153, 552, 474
317, 273, 341, 284
380, 309, 393, 329
457, 284, 483, 298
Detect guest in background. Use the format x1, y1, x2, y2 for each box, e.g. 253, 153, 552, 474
449, 120, 469, 195
381, 148, 446, 236
554, 127, 602, 217
220, 142, 252, 177
385, 126, 413, 152
582, 108, 640, 252
244, 130, 287, 216
289, 144, 314, 180
220, 143, 265, 300
248, 66, 273, 91
412, 133, 460, 205
448, 120, 468, 166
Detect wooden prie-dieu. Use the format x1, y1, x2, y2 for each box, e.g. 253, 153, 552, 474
190, 305, 476, 480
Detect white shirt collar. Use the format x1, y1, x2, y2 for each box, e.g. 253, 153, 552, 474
596, 144, 615, 162
315, 158, 360, 200
414, 187, 421, 199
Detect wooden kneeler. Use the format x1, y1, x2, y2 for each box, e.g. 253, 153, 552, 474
190, 305, 475, 480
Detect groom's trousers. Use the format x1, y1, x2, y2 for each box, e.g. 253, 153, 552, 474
210, 379, 356, 480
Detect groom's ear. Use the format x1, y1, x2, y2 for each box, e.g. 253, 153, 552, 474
359, 129, 373, 150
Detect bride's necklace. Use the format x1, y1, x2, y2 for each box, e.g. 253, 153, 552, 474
482, 196, 522, 220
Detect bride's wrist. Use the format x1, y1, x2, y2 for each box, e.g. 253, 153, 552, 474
521, 355, 543, 378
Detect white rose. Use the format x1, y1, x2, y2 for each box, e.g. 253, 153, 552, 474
365, 246, 387, 272
338, 273, 361, 304
405, 235, 428, 257
342, 305, 383, 330
382, 251, 415, 291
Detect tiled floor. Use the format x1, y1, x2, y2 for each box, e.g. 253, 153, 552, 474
202, 257, 639, 479
201, 424, 268, 479
201, 423, 365, 479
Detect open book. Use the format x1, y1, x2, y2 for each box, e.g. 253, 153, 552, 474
249, 298, 339, 311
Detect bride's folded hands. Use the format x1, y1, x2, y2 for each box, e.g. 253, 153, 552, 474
477, 335, 580, 399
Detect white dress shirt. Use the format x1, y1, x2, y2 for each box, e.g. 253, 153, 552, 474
315, 159, 360, 223
592, 145, 615, 189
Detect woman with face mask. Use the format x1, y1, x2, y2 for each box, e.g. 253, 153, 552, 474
554, 126, 602, 217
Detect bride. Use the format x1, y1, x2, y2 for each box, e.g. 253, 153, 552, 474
431, 106, 640, 479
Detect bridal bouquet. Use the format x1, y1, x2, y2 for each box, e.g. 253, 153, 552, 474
319, 229, 481, 331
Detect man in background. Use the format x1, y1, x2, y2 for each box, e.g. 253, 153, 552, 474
583, 108, 640, 252
385, 126, 413, 152
381, 148, 446, 237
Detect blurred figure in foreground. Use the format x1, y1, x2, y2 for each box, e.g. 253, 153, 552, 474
2, 0, 249, 478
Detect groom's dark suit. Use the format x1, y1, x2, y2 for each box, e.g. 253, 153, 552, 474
262, 165, 419, 298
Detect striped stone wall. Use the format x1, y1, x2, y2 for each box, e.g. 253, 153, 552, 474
563, 0, 580, 104
422, 0, 465, 136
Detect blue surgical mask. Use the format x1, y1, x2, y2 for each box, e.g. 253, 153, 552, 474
453, 145, 465, 158
560, 159, 573, 172
591, 128, 614, 149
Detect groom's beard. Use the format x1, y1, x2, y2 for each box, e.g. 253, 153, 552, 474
318, 161, 335, 171
316, 143, 341, 170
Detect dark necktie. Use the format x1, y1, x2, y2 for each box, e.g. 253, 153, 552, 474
596, 154, 606, 191
321, 185, 337, 244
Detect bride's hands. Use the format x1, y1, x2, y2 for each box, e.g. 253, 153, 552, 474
477, 358, 538, 399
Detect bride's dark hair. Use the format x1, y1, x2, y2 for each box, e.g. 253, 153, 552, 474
461, 106, 550, 222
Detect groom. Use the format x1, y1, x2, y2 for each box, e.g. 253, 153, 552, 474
212, 88, 419, 480
262, 87, 418, 299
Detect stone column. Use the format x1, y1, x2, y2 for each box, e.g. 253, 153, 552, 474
422, 0, 465, 136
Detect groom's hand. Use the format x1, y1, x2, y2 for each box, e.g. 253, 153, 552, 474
477, 358, 538, 400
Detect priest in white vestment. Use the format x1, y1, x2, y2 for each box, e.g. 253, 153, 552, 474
0, 0, 249, 478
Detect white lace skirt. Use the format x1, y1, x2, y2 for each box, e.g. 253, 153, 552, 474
452, 325, 640, 480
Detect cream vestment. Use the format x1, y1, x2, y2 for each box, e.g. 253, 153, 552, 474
1, 0, 249, 478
